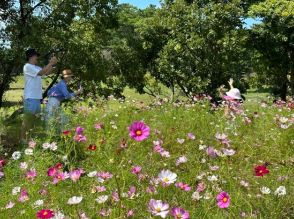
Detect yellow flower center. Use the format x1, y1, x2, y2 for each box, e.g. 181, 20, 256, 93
43, 211, 48, 216
223, 197, 228, 203
136, 130, 142, 136
156, 207, 161, 212
163, 177, 169, 183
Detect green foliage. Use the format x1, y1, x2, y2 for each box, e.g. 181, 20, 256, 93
249, 0, 294, 99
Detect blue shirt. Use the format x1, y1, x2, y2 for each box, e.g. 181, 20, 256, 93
47, 80, 75, 101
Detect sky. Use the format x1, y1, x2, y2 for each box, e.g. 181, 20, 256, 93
118, 0, 261, 28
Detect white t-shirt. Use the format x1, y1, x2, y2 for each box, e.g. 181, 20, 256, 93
23, 63, 43, 99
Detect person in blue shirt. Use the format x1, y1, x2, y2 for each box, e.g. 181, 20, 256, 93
46, 69, 83, 130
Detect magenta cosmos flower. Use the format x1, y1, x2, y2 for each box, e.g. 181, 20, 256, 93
36, 209, 55, 219
217, 191, 230, 208
171, 207, 190, 219
128, 121, 150, 141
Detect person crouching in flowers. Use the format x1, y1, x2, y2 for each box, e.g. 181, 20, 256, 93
219, 78, 245, 119
46, 69, 83, 131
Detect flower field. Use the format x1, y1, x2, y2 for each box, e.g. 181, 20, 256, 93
0, 97, 293, 218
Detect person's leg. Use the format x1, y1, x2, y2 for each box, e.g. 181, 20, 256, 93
21, 99, 41, 143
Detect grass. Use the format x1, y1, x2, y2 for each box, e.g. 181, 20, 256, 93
0, 92, 293, 218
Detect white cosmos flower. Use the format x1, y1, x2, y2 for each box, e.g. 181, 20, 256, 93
12, 151, 21, 160
12, 186, 21, 195
5, 201, 15, 209
260, 187, 271, 194
24, 148, 34, 156
67, 196, 83, 205
207, 175, 218, 182
33, 199, 44, 207
279, 117, 288, 123
20, 162, 28, 170
95, 195, 109, 204
52, 211, 65, 219
87, 171, 97, 178
50, 142, 58, 151
158, 170, 177, 185
274, 186, 286, 196
42, 143, 51, 149
192, 191, 202, 201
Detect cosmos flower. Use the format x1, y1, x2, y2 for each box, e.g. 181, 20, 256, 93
62, 130, 70, 135
24, 148, 34, 155
5, 201, 15, 209
196, 182, 206, 193
131, 166, 142, 175
0, 171, 4, 179
75, 126, 84, 135
18, 189, 29, 202
69, 169, 84, 182
67, 196, 83, 205
26, 169, 37, 181
88, 144, 97, 151
175, 182, 191, 191
216, 191, 230, 208
97, 172, 113, 182
192, 191, 202, 201
94, 123, 104, 130
128, 121, 150, 141
171, 207, 190, 219
28, 140, 37, 148
260, 187, 271, 194
177, 138, 185, 144
274, 186, 286, 196
74, 134, 87, 142
187, 133, 195, 140
148, 199, 169, 218
254, 165, 269, 177
11, 151, 21, 160
95, 195, 109, 204
158, 170, 177, 186
87, 171, 97, 178
176, 156, 188, 166
36, 209, 54, 219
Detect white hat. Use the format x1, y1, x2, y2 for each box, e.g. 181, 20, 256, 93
226, 88, 242, 100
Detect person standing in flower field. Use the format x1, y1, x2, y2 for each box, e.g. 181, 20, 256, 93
21, 48, 58, 142
219, 78, 244, 119
46, 69, 83, 131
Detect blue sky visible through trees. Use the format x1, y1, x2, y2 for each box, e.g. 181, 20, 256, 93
118, 0, 261, 28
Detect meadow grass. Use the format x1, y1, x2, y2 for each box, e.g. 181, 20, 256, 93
0, 93, 293, 218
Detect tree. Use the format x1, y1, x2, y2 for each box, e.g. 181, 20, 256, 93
249, 0, 294, 100
138, 0, 250, 99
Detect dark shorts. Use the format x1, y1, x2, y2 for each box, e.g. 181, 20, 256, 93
24, 99, 41, 114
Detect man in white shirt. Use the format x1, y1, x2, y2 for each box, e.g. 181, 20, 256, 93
21, 48, 58, 141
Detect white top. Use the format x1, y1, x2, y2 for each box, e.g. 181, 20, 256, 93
23, 63, 43, 99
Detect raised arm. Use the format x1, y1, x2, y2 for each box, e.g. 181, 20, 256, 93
228, 78, 234, 89
38, 56, 58, 76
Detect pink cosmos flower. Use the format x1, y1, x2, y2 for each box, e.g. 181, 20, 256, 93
171, 207, 190, 219
206, 146, 218, 158
18, 189, 29, 202
175, 182, 191, 191
128, 121, 150, 141
96, 186, 106, 193
69, 169, 84, 182
0, 171, 4, 178
187, 133, 195, 140
148, 199, 169, 218
75, 126, 84, 135
112, 191, 120, 202
215, 133, 230, 146
131, 166, 142, 175
217, 191, 230, 208
47, 167, 57, 177
74, 134, 87, 142
0, 159, 5, 168
26, 169, 37, 181
196, 182, 206, 193
94, 123, 104, 130
52, 172, 66, 184
127, 186, 136, 199
127, 209, 134, 217
97, 172, 113, 182
176, 156, 188, 166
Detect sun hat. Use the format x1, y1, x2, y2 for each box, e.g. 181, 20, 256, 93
62, 69, 74, 78
225, 88, 242, 100
25, 48, 40, 60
